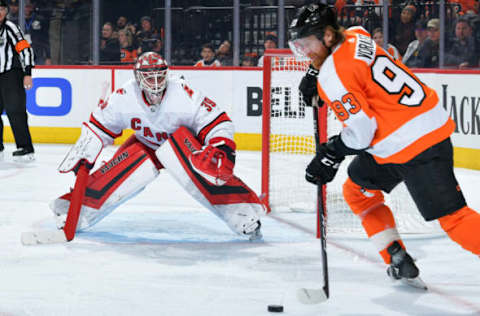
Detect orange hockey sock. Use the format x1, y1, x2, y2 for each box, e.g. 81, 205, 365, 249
343, 177, 404, 264
360, 204, 406, 264
438, 206, 480, 255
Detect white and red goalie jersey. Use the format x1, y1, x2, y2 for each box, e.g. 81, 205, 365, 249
89, 75, 234, 150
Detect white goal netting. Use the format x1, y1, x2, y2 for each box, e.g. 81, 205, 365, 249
261, 51, 442, 234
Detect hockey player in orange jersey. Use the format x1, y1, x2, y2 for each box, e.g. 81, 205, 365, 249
288, 3, 480, 287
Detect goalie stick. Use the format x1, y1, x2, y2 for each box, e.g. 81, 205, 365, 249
21, 162, 90, 245
297, 96, 330, 304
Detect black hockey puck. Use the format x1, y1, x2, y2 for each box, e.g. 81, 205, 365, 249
267, 305, 284, 313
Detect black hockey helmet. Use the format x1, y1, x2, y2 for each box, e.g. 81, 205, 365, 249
288, 3, 339, 42
0, 0, 8, 8
288, 3, 339, 59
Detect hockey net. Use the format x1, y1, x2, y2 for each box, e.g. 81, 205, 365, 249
261, 49, 442, 236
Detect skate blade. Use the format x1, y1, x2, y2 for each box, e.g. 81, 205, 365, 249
401, 277, 428, 290
13, 153, 35, 163
248, 229, 263, 241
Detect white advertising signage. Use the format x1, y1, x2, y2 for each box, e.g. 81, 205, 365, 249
417, 72, 480, 150
26, 68, 111, 127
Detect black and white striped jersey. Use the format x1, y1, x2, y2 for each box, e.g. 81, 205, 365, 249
0, 19, 35, 75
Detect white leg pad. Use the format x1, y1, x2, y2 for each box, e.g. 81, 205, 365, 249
156, 132, 265, 237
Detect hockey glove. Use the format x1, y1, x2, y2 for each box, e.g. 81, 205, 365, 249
299, 64, 321, 107
190, 137, 236, 186
305, 137, 345, 185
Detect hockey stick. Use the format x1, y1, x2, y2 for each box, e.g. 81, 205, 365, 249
21, 162, 90, 245
297, 96, 329, 304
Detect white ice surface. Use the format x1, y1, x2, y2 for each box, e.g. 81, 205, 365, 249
0, 144, 479, 316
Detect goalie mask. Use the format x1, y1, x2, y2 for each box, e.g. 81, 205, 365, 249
288, 3, 339, 59
134, 52, 168, 105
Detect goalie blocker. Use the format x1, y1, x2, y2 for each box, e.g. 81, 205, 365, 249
50, 127, 264, 239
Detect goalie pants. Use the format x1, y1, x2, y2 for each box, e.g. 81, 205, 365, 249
344, 137, 480, 261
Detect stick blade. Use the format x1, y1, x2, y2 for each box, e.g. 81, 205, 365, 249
21, 230, 68, 245
297, 288, 328, 304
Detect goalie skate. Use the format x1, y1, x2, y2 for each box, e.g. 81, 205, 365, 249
246, 221, 263, 241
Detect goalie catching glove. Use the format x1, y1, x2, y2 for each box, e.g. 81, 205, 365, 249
190, 137, 236, 186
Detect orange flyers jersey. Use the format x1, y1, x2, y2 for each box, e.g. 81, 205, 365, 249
316, 26, 455, 164
193, 59, 221, 67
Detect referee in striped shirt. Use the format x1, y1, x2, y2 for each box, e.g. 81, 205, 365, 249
0, 0, 35, 161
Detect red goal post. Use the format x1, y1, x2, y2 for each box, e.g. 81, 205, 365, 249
261, 49, 443, 236
261, 49, 324, 237
261, 49, 325, 207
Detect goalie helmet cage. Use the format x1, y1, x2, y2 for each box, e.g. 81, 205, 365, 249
261, 49, 442, 237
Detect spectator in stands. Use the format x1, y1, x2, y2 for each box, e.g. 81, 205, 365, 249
372, 27, 402, 60
451, 0, 479, 14
126, 22, 137, 37
417, 18, 441, 68
136, 16, 158, 54
194, 43, 221, 67
257, 33, 278, 66
464, 10, 480, 54
241, 54, 257, 66
6, 0, 18, 24
100, 22, 120, 65
149, 33, 163, 55
403, 20, 429, 67
474, 0, 480, 14
138, 35, 162, 55
445, 18, 478, 68
124, 22, 138, 47
216, 40, 233, 66
392, 4, 417, 56
118, 29, 137, 64
23, 0, 51, 65
137, 16, 154, 36
115, 16, 128, 33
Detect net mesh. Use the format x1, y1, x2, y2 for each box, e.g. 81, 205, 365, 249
264, 52, 442, 234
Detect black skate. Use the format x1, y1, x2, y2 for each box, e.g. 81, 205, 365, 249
386, 241, 427, 290
12, 147, 35, 162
